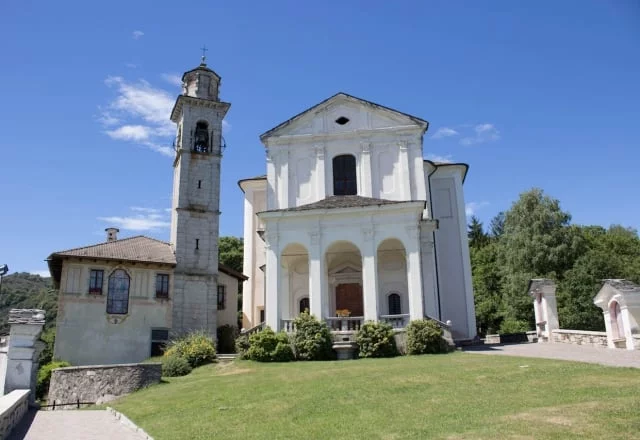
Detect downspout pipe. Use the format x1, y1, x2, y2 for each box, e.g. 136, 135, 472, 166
427, 164, 442, 321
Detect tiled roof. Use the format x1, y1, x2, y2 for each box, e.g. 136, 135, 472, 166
603, 279, 640, 293
264, 195, 415, 213
49, 236, 176, 265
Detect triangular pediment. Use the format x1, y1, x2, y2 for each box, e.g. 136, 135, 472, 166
260, 93, 428, 141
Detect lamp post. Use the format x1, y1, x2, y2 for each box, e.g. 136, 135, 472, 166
0, 265, 8, 296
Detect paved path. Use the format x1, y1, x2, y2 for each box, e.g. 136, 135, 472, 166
464, 342, 640, 368
9, 410, 148, 440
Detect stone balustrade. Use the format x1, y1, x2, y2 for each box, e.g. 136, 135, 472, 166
552, 329, 608, 348
325, 317, 363, 331
0, 389, 29, 439
281, 319, 296, 333
380, 314, 410, 329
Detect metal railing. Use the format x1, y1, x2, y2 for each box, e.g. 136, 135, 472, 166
40, 398, 95, 410
379, 314, 410, 329
325, 317, 364, 331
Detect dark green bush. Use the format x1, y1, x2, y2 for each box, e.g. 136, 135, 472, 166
161, 355, 192, 377
235, 333, 250, 359
292, 312, 334, 361
37, 360, 71, 400
499, 318, 529, 334
38, 327, 56, 365
217, 325, 238, 354
164, 331, 216, 367
406, 320, 449, 355
245, 327, 295, 362
356, 321, 398, 358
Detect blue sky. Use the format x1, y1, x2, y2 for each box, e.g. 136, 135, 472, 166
1, 1, 639, 276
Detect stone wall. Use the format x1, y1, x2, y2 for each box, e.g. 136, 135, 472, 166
0, 390, 29, 439
47, 363, 161, 408
552, 329, 608, 348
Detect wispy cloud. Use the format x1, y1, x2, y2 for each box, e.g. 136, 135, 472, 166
425, 154, 453, 163
161, 73, 182, 87
29, 270, 51, 278
132, 30, 144, 40
431, 127, 459, 139
125, 63, 138, 69
106, 125, 151, 142
465, 201, 490, 217
460, 124, 500, 146
98, 206, 170, 232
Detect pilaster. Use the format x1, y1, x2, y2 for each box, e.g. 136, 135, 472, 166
314, 144, 326, 200
405, 226, 424, 321
360, 141, 373, 197
398, 141, 411, 200
265, 230, 281, 330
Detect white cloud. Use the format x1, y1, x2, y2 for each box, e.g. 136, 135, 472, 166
425, 154, 453, 163
98, 206, 171, 232
132, 30, 144, 39
465, 201, 489, 217
460, 124, 500, 146
431, 127, 459, 139
106, 125, 151, 142
161, 73, 182, 87
29, 270, 51, 278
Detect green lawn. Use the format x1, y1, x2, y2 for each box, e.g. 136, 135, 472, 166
112, 353, 640, 440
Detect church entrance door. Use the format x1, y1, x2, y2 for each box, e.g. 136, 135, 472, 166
335, 283, 364, 317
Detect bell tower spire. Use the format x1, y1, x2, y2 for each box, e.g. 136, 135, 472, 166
169, 56, 231, 337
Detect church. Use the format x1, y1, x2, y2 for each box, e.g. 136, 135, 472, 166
46, 60, 246, 365
240, 93, 476, 341
47, 58, 477, 367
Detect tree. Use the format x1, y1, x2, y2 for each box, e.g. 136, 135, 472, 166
468, 216, 489, 248
471, 241, 503, 335
218, 236, 243, 273
489, 211, 505, 238
497, 189, 584, 330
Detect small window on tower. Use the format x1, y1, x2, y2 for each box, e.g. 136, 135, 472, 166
195, 239, 200, 250
194, 121, 209, 153
198, 180, 202, 189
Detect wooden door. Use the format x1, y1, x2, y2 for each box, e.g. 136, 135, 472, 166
336, 283, 364, 316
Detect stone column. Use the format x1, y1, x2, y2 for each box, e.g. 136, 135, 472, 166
314, 144, 326, 200
265, 232, 281, 331
405, 226, 425, 321
360, 141, 373, 197
398, 141, 411, 200
3, 309, 45, 404
361, 227, 379, 322
308, 229, 327, 320
527, 279, 559, 342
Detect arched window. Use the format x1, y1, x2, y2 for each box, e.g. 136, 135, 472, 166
107, 269, 130, 315
610, 301, 624, 339
388, 293, 401, 315
333, 155, 357, 195
194, 121, 209, 153
299, 297, 310, 314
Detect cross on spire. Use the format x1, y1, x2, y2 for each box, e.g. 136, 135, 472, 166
200, 45, 208, 64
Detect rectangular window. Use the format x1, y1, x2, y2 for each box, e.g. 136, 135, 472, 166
89, 269, 104, 294
259, 308, 265, 323
150, 329, 170, 357
156, 274, 170, 298
217, 285, 226, 310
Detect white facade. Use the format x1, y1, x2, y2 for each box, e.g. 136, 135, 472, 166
241, 93, 476, 340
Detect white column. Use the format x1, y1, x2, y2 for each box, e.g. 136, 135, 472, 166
281, 265, 290, 320
314, 144, 326, 200
361, 227, 379, 321
621, 306, 635, 350
360, 141, 373, 197
266, 148, 276, 210
420, 234, 438, 318
405, 226, 424, 321
309, 229, 326, 320
602, 311, 615, 348
278, 150, 289, 208
265, 231, 281, 331
398, 141, 411, 200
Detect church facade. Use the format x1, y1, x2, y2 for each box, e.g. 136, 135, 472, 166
240, 93, 476, 340
46, 60, 245, 365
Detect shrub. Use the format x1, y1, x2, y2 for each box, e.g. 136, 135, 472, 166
356, 321, 398, 358
235, 333, 250, 359
164, 331, 216, 367
38, 327, 56, 365
37, 360, 71, 400
245, 327, 295, 362
406, 320, 449, 355
217, 325, 238, 354
499, 318, 529, 334
292, 312, 334, 361
161, 355, 192, 377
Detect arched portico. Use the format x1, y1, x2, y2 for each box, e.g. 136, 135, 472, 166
325, 241, 363, 329
377, 238, 410, 328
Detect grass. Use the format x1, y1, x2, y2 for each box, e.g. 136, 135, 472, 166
112, 353, 640, 440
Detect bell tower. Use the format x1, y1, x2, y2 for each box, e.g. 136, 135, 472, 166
169, 55, 230, 337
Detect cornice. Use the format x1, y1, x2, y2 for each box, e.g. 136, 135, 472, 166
170, 96, 231, 122
264, 125, 424, 147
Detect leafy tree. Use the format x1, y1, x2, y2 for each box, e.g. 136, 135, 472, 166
489, 211, 505, 238
497, 189, 584, 330
0, 273, 57, 334
470, 242, 503, 335
467, 216, 489, 248
218, 236, 243, 273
